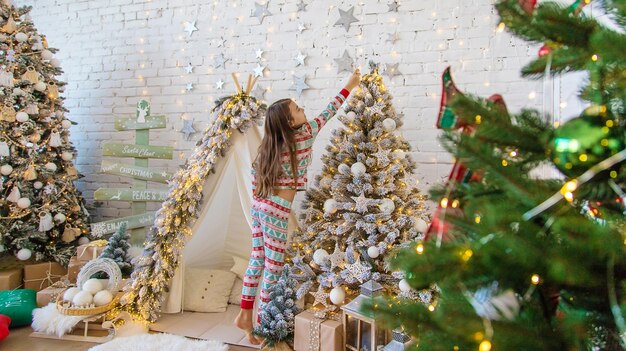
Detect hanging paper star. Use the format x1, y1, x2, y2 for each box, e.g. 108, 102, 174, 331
184, 63, 194, 74
351, 192, 371, 213
388, 1, 400, 12
296, 0, 307, 12
344, 259, 370, 283
290, 75, 310, 97
334, 50, 354, 73
180, 119, 196, 140
386, 32, 400, 45
328, 244, 345, 270
253, 83, 267, 100
295, 51, 307, 66
253, 64, 265, 78
185, 83, 194, 92
310, 285, 331, 308
373, 148, 391, 165
215, 79, 224, 90
255, 48, 264, 60
297, 22, 306, 33
385, 62, 403, 78
215, 37, 226, 47
183, 21, 198, 36
213, 53, 228, 69
335, 6, 359, 32
251, 2, 272, 24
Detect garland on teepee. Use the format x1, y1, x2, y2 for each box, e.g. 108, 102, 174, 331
115, 75, 265, 323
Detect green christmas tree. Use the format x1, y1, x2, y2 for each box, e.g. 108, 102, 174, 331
289, 63, 432, 313
0, 3, 89, 265
364, 1, 626, 350
253, 265, 300, 348
98, 222, 132, 277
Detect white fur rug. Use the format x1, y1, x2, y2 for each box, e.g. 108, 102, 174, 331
88, 333, 229, 351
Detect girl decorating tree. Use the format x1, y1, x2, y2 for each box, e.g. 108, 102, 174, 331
235, 68, 361, 344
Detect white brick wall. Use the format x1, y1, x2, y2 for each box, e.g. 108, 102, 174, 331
19, 0, 568, 221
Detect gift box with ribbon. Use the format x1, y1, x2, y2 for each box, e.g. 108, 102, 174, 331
0, 268, 22, 291
76, 240, 107, 262
36, 281, 69, 307
67, 256, 88, 283
294, 310, 343, 351
23, 262, 67, 292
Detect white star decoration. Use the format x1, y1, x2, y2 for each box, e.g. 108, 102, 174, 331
329, 244, 345, 270
344, 259, 370, 283
180, 119, 196, 140
213, 54, 228, 69
253, 83, 267, 100
373, 148, 391, 165
295, 51, 307, 66
351, 192, 371, 213
388, 1, 400, 12
253, 64, 265, 78
334, 50, 354, 73
215, 79, 224, 90
185, 83, 193, 92
183, 21, 198, 36
255, 48, 264, 60
184, 63, 193, 74
296, 0, 307, 11
386, 32, 400, 45
297, 22, 306, 33
215, 37, 226, 47
251, 2, 272, 24
310, 285, 331, 308
335, 6, 359, 32
385, 62, 403, 78
290, 75, 310, 96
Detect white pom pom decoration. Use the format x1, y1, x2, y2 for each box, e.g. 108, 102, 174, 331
15, 32, 28, 43
399, 279, 411, 293
63, 287, 81, 302
16, 248, 32, 261
313, 249, 329, 265
379, 198, 395, 214
82, 278, 104, 295
338, 163, 350, 175
93, 290, 114, 307
78, 237, 90, 245
61, 151, 73, 161
1, 164, 13, 175
350, 162, 366, 177
34, 81, 46, 92
17, 197, 30, 209
382, 118, 397, 132
33, 181, 43, 189
330, 286, 346, 305
41, 50, 54, 60
44, 162, 57, 172
346, 111, 356, 122
367, 246, 380, 259
54, 213, 66, 223
72, 291, 93, 307
323, 199, 337, 214
16, 112, 29, 122
415, 218, 429, 233
61, 119, 72, 129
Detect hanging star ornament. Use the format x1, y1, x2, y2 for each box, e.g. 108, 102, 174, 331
180, 119, 196, 140
215, 37, 226, 47
386, 32, 400, 45
185, 83, 193, 92
255, 48, 264, 60
310, 285, 331, 308
351, 192, 371, 213
297, 22, 307, 33
334, 50, 354, 73
183, 21, 198, 36
296, 0, 307, 12
290, 75, 310, 97
295, 51, 307, 66
213, 53, 228, 69
251, 2, 272, 24
184, 63, 194, 74
253, 64, 265, 78
373, 148, 391, 165
253, 83, 267, 100
388, 1, 400, 12
385, 62, 403, 78
329, 244, 346, 270
215, 79, 224, 90
335, 6, 359, 32
369, 102, 386, 115
344, 259, 370, 283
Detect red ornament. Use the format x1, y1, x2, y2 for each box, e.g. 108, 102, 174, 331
538, 44, 552, 58
519, 0, 537, 15
0, 314, 10, 342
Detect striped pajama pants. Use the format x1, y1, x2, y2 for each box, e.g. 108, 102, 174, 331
241, 195, 291, 311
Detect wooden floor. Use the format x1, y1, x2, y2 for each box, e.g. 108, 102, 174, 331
3, 326, 253, 351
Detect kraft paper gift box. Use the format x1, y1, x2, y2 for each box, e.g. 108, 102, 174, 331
76, 241, 107, 262
0, 268, 22, 290
36, 285, 67, 307
294, 310, 343, 351
67, 256, 88, 283
23, 262, 67, 292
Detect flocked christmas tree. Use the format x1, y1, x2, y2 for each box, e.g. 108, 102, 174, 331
364, 1, 626, 350
0, 2, 89, 265
253, 265, 300, 349
289, 63, 432, 313
98, 222, 132, 277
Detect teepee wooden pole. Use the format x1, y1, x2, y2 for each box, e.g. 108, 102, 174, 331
230, 73, 242, 94
245, 74, 253, 95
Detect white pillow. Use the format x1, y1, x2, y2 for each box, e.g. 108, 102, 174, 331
183, 268, 236, 313
229, 278, 243, 305
230, 255, 248, 281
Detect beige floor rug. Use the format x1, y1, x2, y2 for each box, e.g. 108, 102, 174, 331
88, 333, 228, 351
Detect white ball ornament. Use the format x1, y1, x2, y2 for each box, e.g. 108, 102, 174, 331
1, 164, 13, 175
33, 181, 43, 189
329, 286, 346, 305
17, 197, 30, 209
382, 118, 397, 132
54, 213, 66, 223
61, 119, 72, 129
16, 248, 32, 261
15, 32, 28, 42
415, 218, 429, 233
367, 246, 380, 259
93, 290, 114, 307
338, 163, 350, 175
399, 279, 411, 293
44, 162, 57, 172
346, 111, 356, 122
350, 162, 366, 177
312, 249, 329, 265
323, 199, 338, 214
379, 198, 395, 214
82, 278, 103, 295
34, 81, 46, 92
77, 237, 90, 245
72, 291, 93, 307
63, 287, 81, 302
61, 151, 73, 161
41, 49, 54, 60
16, 111, 29, 122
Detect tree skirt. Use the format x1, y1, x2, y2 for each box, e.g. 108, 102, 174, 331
89, 333, 228, 351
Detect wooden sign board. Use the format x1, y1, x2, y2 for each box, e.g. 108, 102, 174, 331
100, 160, 171, 183
102, 143, 173, 159
114, 115, 167, 131
90, 212, 156, 237
94, 188, 169, 202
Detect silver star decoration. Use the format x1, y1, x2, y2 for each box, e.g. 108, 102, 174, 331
253, 64, 265, 78
290, 75, 310, 97
351, 192, 371, 213
251, 2, 272, 24
297, 22, 306, 33
215, 37, 226, 47
295, 51, 307, 66
185, 83, 193, 92
335, 6, 358, 32
373, 148, 391, 165
213, 53, 228, 69
334, 50, 354, 73
386, 32, 400, 45
215, 79, 224, 90
184, 63, 194, 74
180, 119, 196, 140
183, 21, 198, 36
310, 285, 331, 308
385, 63, 403, 78
255, 48, 264, 60
252, 84, 267, 100
344, 259, 370, 283
329, 244, 345, 270
388, 1, 400, 12
296, 0, 307, 11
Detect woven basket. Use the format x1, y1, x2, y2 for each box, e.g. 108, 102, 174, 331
56, 291, 121, 316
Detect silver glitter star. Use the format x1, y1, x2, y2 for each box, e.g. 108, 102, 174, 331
297, 22, 306, 33
335, 6, 359, 32
251, 2, 272, 24
185, 83, 193, 92
213, 53, 228, 69
255, 48, 264, 60
386, 32, 400, 45
183, 21, 198, 36
373, 148, 391, 165
344, 259, 370, 283
184, 63, 194, 74
351, 192, 371, 213
334, 50, 354, 73
328, 244, 345, 270
388, 1, 400, 12
290, 75, 310, 97
253, 64, 265, 78
385, 63, 403, 78
215, 79, 224, 90
180, 119, 196, 140
295, 51, 307, 66
296, 0, 307, 11
310, 285, 331, 308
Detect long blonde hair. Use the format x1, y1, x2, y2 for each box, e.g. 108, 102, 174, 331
254, 98, 299, 198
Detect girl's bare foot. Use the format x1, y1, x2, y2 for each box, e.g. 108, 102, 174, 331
235, 309, 261, 345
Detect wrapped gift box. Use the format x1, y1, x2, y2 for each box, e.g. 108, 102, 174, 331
36, 285, 67, 307
294, 310, 343, 351
0, 268, 22, 290
67, 256, 88, 283
76, 243, 106, 262
23, 262, 67, 292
